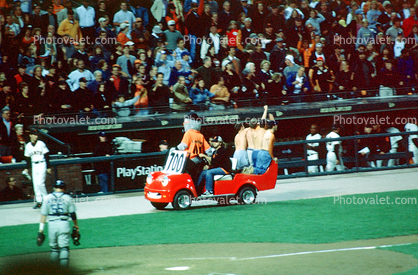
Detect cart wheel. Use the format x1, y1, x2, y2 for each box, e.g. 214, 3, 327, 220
237, 186, 257, 205
172, 190, 192, 210
151, 202, 168, 210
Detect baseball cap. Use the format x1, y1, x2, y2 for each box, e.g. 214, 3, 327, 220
249, 33, 258, 39
181, 51, 190, 58
168, 20, 176, 26
29, 128, 39, 135
267, 120, 277, 128
125, 41, 135, 46
160, 50, 167, 55
316, 43, 323, 48
265, 22, 273, 28
212, 136, 223, 142
134, 59, 141, 64
276, 37, 284, 42
120, 23, 129, 30
316, 57, 324, 61
152, 25, 162, 34
98, 17, 107, 23
285, 55, 294, 64
98, 131, 106, 137
159, 139, 168, 145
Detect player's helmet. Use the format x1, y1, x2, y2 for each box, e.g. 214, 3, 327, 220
53, 180, 66, 188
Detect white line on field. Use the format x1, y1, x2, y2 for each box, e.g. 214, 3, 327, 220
181, 243, 413, 261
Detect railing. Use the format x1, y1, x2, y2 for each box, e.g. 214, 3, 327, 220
1, 131, 417, 203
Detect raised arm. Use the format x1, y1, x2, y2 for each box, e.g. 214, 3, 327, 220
261, 105, 268, 120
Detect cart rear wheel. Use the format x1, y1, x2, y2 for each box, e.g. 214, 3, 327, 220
237, 186, 257, 205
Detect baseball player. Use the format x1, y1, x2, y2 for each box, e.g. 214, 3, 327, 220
306, 124, 323, 173
37, 180, 79, 267
405, 123, 418, 164
24, 129, 51, 209
325, 124, 344, 171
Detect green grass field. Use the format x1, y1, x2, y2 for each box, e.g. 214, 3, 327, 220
1, 189, 417, 268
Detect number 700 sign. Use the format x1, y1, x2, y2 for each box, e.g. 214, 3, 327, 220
162, 150, 188, 174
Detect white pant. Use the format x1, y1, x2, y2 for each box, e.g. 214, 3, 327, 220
326, 152, 344, 171
32, 162, 48, 203
387, 148, 398, 167
412, 149, 418, 165
307, 153, 323, 173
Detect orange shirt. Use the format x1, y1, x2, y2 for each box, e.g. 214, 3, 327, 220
53, 4, 65, 15
181, 129, 210, 159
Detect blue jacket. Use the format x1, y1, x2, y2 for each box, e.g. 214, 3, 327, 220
189, 87, 215, 104
286, 71, 310, 94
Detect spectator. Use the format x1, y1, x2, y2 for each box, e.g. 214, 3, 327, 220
96, 17, 116, 38
96, 1, 111, 23
378, 60, 403, 97
106, 64, 130, 100
149, 73, 170, 112
196, 57, 220, 89
52, 80, 73, 113
264, 4, 285, 35
308, 42, 327, 68
352, 51, 376, 94
131, 18, 150, 50
269, 38, 286, 73
308, 57, 335, 101
0, 107, 16, 156
169, 60, 190, 87
113, 1, 136, 33
386, 17, 403, 42
283, 55, 300, 80
73, 77, 95, 115
113, 94, 140, 116
117, 44, 136, 78
210, 76, 230, 109
31, 4, 48, 34
67, 60, 95, 91
189, 78, 215, 108
0, 177, 26, 202
403, 8, 418, 37
5, 14, 21, 37
305, 9, 325, 36
356, 19, 374, 49
14, 82, 34, 119
185, 2, 204, 63
171, 76, 192, 111
151, 0, 168, 23
94, 82, 112, 115
251, 2, 266, 33
87, 70, 103, 93
397, 49, 415, 94
116, 23, 132, 45
286, 66, 309, 103
197, 136, 231, 196
132, 77, 150, 115
131, 0, 150, 28
57, 9, 83, 42
93, 131, 113, 193
165, 3, 181, 31
57, 1, 79, 26
164, 20, 183, 51
335, 61, 355, 98
366, 1, 381, 32
201, 25, 221, 60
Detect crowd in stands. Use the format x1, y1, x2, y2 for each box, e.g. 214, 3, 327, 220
0, 0, 418, 123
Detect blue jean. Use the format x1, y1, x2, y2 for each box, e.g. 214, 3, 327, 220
252, 149, 260, 167
97, 173, 109, 192
253, 150, 272, 175
196, 167, 226, 192
189, 34, 197, 62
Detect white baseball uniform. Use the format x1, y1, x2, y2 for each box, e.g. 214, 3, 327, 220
405, 123, 418, 164
326, 131, 344, 171
25, 140, 49, 203
306, 133, 322, 173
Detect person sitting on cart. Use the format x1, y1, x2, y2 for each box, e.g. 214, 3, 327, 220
177, 112, 212, 182
197, 136, 232, 196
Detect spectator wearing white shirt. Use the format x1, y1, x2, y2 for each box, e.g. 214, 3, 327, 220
284, 0, 304, 20
67, 60, 95, 91
201, 24, 221, 60
5, 14, 20, 36
113, 1, 136, 33
76, 0, 95, 44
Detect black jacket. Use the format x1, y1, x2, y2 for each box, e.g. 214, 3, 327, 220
210, 146, 231, 172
